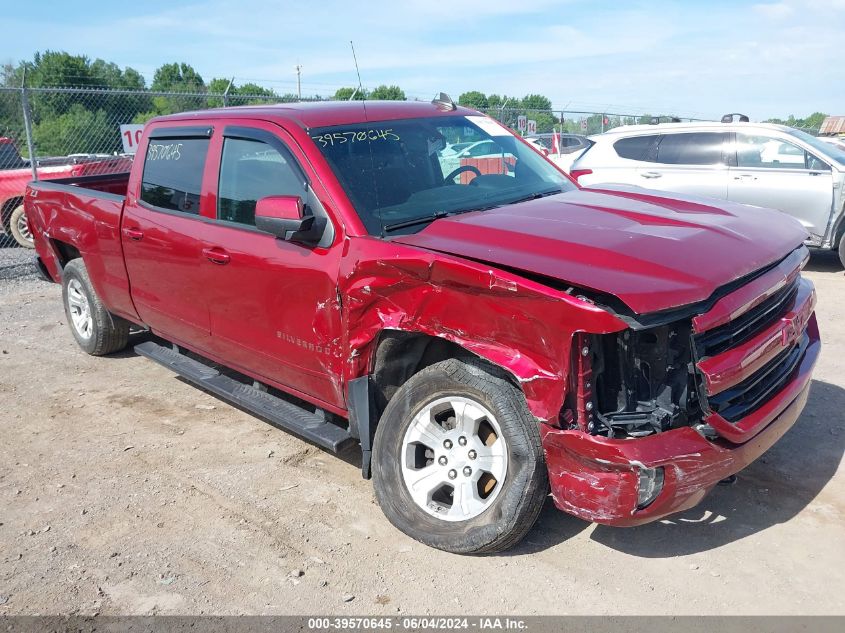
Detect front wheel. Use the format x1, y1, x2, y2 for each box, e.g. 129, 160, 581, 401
62, 259, 130, 355
9, 204, 34, 248
372, 357, 548, 554
838, 236, 845, 269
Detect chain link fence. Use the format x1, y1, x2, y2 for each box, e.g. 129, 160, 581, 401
479, 107, 705, 137
7, 85, 817, 253
0, 86, 305, 249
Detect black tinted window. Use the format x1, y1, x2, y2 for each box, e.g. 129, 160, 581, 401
218, 137, 306, 226
0, 142, 24, 170
656, 133, 726, 165
614, 135, 659, 161
141, 138, 209, 214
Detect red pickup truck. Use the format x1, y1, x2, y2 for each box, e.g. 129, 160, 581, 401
1, 137, 131, 248
25, 99, 820, 553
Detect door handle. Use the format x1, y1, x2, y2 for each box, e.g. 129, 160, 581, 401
640, 171, 662, 179
202, 247, 231, 265
122, 227, 144, 241
733, 174, 757, 181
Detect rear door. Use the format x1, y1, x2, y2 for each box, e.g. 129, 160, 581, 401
727, 133, 833, 240
122, 125, 215, 344
635, 132, 731, 199
197, 121, 345, 409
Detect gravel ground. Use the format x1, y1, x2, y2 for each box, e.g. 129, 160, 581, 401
0, 246, 38, 289
0, 247, 843, 616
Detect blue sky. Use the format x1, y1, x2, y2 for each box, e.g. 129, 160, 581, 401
5, 0, 844, 120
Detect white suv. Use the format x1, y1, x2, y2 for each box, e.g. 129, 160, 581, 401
570, 121, 845, 266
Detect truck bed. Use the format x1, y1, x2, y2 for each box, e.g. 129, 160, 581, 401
26, 171, 138, 322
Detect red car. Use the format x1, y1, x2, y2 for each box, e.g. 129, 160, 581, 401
24, 100, 819, 553
0, 137, 131, 248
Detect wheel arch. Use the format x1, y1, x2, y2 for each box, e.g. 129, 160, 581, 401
50, 238, 82, 268
349, 329, 527, 480
369, 330, 521, 423
1, 195, 24, 230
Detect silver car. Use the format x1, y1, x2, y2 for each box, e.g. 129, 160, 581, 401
570, 121, 845, 266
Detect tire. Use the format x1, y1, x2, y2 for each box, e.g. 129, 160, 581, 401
839, 236, 845, 269
9, 204, 34, 249
372, 357, 548, 554
61, 259, 130, 356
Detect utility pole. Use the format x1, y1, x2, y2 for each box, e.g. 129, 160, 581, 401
295, 64, 302, 100
20, 66, 38, 181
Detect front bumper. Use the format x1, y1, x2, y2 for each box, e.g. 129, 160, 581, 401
541, 314, 820, 526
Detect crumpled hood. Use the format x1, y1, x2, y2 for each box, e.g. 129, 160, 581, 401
393, 185, 807, 315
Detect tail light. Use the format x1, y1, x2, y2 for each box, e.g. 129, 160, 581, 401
569, 168, 592, 183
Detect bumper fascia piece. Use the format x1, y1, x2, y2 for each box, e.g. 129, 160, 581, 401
541, 316, 820, 527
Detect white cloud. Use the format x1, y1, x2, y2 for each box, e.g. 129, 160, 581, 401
752, 2, 795, 19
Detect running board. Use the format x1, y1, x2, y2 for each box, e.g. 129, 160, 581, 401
134, 341, 355, 452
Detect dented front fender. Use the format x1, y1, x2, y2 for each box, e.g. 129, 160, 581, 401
339, 237, 627, 422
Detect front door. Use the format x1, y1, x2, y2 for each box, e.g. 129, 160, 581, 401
728, 133, 834, 241
198, 122, 345, 408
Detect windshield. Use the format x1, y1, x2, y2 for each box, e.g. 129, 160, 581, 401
788, 129, 845, 166
310, 115, 576, 236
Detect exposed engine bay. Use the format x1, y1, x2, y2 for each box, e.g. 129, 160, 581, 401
587, 324, 703, 439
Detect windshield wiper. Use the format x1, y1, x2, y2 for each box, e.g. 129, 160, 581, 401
507, 187, 564, 205
383, 211, 451, 233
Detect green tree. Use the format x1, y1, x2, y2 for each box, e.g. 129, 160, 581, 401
151, 62, 205, 92
12, 51, 153, 155
334, 86, 365, 101
234, 82, 278, 106
766, 112, 828, 132
33, 104, 115, 155
521, 93, 552, 111
458, 91, 489, 110
487, 94, 508, 109
533, 111, 559, 134
206, 77, 233, 107
140, 62, 207, 116
369, 85, 405, 100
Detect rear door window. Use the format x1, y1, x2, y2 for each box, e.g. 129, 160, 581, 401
141, 137, 210, 214
613, 135, 659, 161
655, 133, 727, 165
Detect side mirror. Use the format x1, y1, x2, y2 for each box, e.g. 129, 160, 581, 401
255, 195, 325, 244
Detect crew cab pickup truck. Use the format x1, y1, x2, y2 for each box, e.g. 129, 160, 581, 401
25, 99, 820, 553
1, 137, 131, 247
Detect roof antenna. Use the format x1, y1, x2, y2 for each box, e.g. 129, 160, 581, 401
350, 41, 367, 118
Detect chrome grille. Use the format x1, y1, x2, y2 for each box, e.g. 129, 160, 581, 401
707, 334, 807, 423
694, 278, 798, 358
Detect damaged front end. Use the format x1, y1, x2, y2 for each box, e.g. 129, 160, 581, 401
546, 248, 820, 525
578, 324, 703, 439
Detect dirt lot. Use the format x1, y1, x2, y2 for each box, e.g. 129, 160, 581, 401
0, 247, 843, 616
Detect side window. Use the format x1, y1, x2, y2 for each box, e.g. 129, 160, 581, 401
141, 138, 209, 214
217, 137, 306, 226
613, 135, 659, 161
656, 133, 727, 165
735, 134, 827, 170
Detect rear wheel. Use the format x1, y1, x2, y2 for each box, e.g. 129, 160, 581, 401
62, 259, 130, 355
9, 204, 34, 248
372, 357, 548, 554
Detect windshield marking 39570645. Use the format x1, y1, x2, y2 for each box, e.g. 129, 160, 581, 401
309, 115, 576, 236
